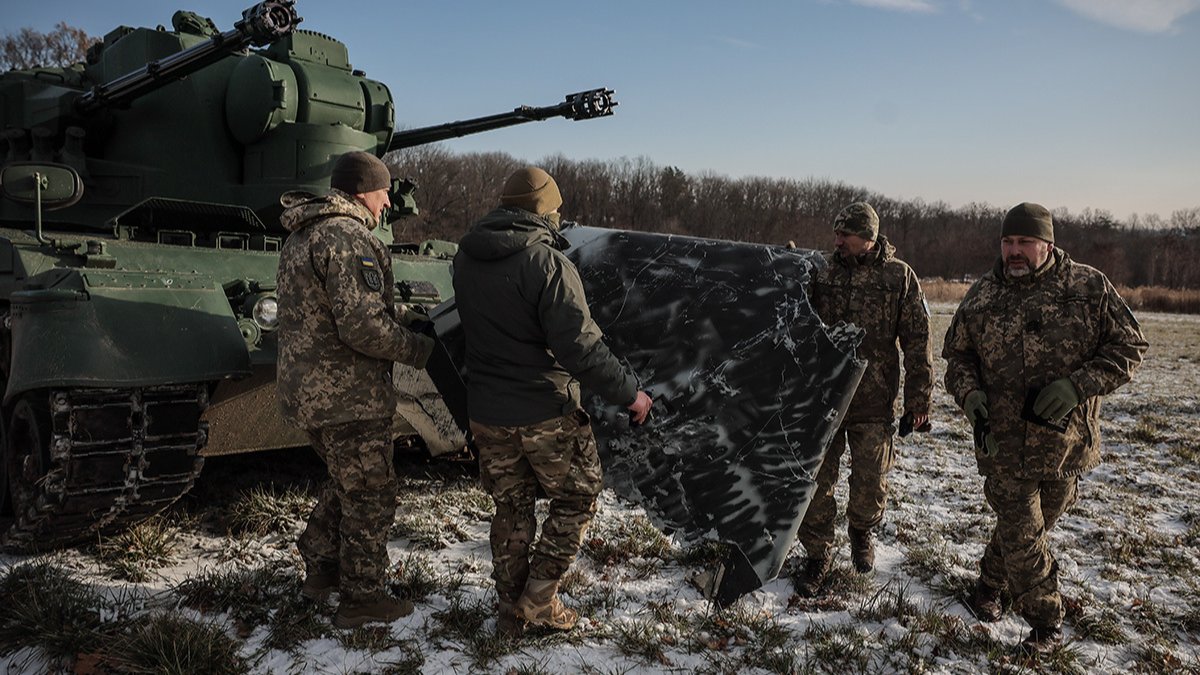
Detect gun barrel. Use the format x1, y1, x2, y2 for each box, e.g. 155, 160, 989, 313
388, 88, 616, 152
74, 0, 301, 115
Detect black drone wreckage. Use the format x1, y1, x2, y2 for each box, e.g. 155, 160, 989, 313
430, 225, 865, 606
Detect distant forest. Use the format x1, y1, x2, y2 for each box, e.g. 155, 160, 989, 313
388, 146, 1200, 290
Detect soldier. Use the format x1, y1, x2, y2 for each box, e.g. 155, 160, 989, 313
796, 202, 933, 595
276, 150, 434, 629
453, 167, 652, 638
943, 202, 1147, 654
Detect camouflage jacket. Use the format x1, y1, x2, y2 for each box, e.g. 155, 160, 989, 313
453, 207, 638, 426
943, 249, 1148, 479
276, 189, 433, 430
810, 235, 933, 423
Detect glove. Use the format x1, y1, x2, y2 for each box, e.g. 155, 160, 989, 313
1033, 378, 1080, 423
399, 303, 430, 327
963, 390, 989, 425
980, 432, 1000, 457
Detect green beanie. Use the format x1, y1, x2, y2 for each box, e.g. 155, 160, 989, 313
500, 167, 562, 216
1002, 202, 1054, 243
331, 151, 391, 194
833, 202, 879, 241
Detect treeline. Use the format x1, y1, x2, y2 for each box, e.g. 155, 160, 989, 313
387, 146, 1200, 289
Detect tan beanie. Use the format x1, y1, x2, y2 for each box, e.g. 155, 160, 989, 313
500, 167, 563, 215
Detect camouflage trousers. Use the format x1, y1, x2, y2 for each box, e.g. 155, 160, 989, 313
472, 410, 603, 604
797, 422, 896, 560
979, 475, 1078, 628
297, 417, 398, 604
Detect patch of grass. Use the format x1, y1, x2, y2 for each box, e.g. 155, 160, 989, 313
337, 624, 407, 652
376, 642, 425, 675
0, 561, 130, 667
1129, 639, 1191, 673
1169, 441, 1200, 464
583, 514, 672, 568
1022, 640, 1088, 675
612, 617, 672, 666
387, 551, 447, 602
108, 613, 248, 675
263, 591, 330, 652
392, 479, 492, 549
1074, 608, 1126, 644
573, 579, 622, 618
675, 540, 728, 567
96, 516, 180, 582
854, 579, 919, 623
174, 563, 299, 634
427, 595, 518, 668
1128, 414, 1171, 445
798, 622, 871, 672
225, 485, 314, 536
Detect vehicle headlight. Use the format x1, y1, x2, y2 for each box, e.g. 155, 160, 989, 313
251, 295, 278, 330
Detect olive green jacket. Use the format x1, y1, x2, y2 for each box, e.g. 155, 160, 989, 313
809, 235, 934, 424
276, 189, 433, 430
453, 207, 638, 426
943, 249, 1148, 478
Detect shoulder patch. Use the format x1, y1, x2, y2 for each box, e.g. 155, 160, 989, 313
359, 255, 382, 291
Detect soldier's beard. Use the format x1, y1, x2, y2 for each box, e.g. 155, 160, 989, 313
1005, 255, 1032, 278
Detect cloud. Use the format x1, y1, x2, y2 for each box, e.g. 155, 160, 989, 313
1055, 0, 1200, 32
848, 0, 939, 12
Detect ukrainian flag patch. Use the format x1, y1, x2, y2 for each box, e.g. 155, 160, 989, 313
360, 256, 377, 268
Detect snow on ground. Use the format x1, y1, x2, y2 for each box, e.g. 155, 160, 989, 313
1, 304, 1198, 673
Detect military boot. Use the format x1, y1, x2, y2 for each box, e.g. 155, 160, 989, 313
333, 595, 414, 629
496, 599, 526, 639
515, 578, 578, 631
795, 557, 830, 598
849, 527, 875, 573
300, 570, 338, 602
966, 578, 1003, 622
1018, 624, 1063, 656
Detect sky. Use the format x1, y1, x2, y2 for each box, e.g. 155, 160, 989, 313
4, 0, 1199, 220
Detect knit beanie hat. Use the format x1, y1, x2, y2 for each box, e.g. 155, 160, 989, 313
331, 151, 391, 194
1002, 202, 1054, 243
833, 202, 879, 241
500, 167, 563, 216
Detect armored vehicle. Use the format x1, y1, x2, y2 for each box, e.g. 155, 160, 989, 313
0, 0, 616, 550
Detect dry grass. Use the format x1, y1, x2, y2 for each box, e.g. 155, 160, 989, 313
922, 278, 1200, 314
921, 279, 973, 304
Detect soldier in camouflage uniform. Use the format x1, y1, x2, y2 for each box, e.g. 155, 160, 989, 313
277, 151, 435, 629
943, 202, 1147, 654
453, 167, 652, 638
796, 202, 934, 595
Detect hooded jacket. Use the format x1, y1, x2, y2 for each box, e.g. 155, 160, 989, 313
453, 207, 638, 426
943, 248, 1148, 478
810, 234, 934, 424
276, 189, 433, 429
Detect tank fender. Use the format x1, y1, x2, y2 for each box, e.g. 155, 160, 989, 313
4, 268, 251, 403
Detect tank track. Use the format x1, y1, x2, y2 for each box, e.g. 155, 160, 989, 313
2, 385, 208, 552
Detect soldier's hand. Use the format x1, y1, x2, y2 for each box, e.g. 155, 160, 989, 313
400, 303, 431, 327
963, 390, 989, 425
1033, 378, 1080, 423
628, 391, 653, 426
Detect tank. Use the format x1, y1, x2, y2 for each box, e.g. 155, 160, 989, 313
0, 0, 617, 551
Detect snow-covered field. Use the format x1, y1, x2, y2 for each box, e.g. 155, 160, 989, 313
1, 304, 1197, 674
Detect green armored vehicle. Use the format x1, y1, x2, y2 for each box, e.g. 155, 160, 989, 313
0, 0, 616, 550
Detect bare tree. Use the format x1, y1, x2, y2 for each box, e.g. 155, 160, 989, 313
1, 22, 94, 71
